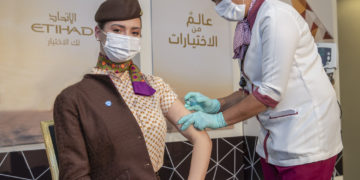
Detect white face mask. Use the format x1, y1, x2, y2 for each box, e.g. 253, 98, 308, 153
101, 31, 141, 63
215, 0, 246, 21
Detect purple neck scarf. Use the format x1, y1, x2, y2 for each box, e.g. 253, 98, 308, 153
96, 54, 156, 96
233, 0, 265, 60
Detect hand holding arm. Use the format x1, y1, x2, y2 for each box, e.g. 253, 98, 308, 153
178, 112, 227, 131
179, 94, 267, 131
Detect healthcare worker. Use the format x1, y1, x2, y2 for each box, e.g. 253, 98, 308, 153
178, 0, 343, 179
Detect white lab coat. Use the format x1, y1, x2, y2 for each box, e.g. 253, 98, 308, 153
242, 0, 343, 166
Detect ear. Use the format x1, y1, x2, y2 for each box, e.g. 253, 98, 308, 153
95, 26, 101, 41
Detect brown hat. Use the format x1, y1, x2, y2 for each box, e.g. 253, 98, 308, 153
95, 0, 142, 23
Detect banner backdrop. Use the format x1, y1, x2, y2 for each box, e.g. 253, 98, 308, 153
0, 0, 104, 147
151, 0, 234, 103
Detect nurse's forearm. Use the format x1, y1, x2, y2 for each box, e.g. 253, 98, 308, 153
218, 90, 247, 112
223, 94, 267, 125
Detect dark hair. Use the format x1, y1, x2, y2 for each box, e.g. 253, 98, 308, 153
97, 22, 105, 29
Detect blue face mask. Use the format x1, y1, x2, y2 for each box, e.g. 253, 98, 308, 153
215, 0, 246, 21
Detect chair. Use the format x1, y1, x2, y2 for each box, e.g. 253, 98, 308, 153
41, 120, 59, 180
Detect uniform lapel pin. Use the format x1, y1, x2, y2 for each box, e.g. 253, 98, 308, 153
105, 100, 112, 107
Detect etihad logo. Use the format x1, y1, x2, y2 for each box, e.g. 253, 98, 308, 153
31, 11, 93, 36
31, 24, 93, 36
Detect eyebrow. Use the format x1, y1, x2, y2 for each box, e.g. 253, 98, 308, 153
110, 24, 141, 30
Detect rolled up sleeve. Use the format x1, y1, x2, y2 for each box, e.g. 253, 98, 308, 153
253, 9, 301, 108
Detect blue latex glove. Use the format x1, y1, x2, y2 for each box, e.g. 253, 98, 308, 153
184, 92, 221, 114
178, 111, 227, 131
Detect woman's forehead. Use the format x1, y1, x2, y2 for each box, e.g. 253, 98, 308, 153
105, 18, 141, 28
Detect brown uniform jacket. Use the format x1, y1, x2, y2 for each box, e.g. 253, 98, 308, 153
53, 74, 158, 180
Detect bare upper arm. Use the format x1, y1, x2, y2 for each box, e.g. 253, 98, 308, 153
166, 99, 209, 142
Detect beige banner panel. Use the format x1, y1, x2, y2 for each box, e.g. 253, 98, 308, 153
0, 0, 104, 147
151, 0, 234, 102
